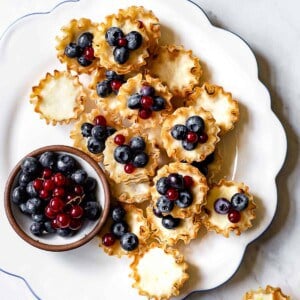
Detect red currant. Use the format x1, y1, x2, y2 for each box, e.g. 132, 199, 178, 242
166, 188, 179, 201
228, 210, 241, 223
66, 194, 75, 202
42, 168, 52, 179
186, 131, 198, 143
124, 163, 135, 174
83, 46, 94, 60
45, 206, 57, 219
53, 173, 66, 187
114, 134, 125, 145
110, 80, 122, 91
70, 205, 84, 219
117, 38, 128, 47
93, 115, 107, 126
52, 187, 65, 198
39, 189, 50, 199
33, 179, 43, 191
74, 185, 84, 195
138, 108, 152, 119
43, 179, 55, 191
51, 219, 60, 229
102, 232, 116, 247
183, 175, 194, 188
56, 213, 71, 228
69, 218, 83, 230
50, 197, 65, 213
141, 96, 154, 109
198, 132, 208, 143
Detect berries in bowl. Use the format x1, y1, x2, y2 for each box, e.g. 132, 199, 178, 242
4, 145, 110, 251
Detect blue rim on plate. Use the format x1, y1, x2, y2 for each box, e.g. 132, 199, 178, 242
0, 0, 287, 299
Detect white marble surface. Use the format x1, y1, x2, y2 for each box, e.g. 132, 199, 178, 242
0, 0, 299, 299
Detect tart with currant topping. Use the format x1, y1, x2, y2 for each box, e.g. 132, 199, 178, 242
30, 70, 86, 125
56, 18, 99, 73
243, 285, 290, 300
202, 179, 256, 237
161, 106, 220, 162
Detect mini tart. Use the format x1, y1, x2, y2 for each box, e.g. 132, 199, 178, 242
114, 73, 173, 128
187, 82, 239, 135
146, 45, 202, 98
130, 242, 189, 300
202, 179, 256, 237
117, 6, 160, 54
161, 106, 220, 163
109, 179, 151, 204
146, 206, 202, 246
56, 18, 99, 74
243, 286, 290, 300
103, 128, 160, 184
151, 162, 208, 218
93, 13, 149, 74
69, 108, 120, 162
30, 70, 85, 125
99, 204, 150, 257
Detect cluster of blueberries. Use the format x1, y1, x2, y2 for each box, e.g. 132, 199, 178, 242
171, 115, 208, 151
102, 206, 139, 251
64, 32, 95, 67
105, 27, 143, 64
214, 193, 249, 223
96, 70, 125, 98
128, 85, 166, 119
81, 115, 116, 154
12, 152, 101, 237
153, 173, 195, 229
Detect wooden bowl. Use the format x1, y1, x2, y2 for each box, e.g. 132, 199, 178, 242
4, 145, 110, 252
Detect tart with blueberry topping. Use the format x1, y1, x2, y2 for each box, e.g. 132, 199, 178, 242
243, 286, 290, 300
30, 70, 86, 125
93, 13, 149, 74
103, 128, 160, 184
202, 179, 256, 237
99, 203, 150, 257
56, 18, 99, 73
151, 162, 208, 219
161, 106, 220, 162
187, 82, 240, 135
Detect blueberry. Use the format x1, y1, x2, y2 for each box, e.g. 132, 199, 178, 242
96, 80, 112, 98
156, 177, 169, 195
214, 198, 231, 214
186, 116, 205, 133
30, 222, 44, 236
11, 186, 27, 205
31, 213, 46, 223
152, 96, 165, 111
26, 181, 38, 197
114, 145, 132, 164
231, 193, 249, 211
132, 152, 149, 168
84, 177, 97, 193
125, 31, 142, 50
175, 190, 193, 208
167, 173, 184, 190
77, 32, 93, 48
106, 126, 117, 137
83, 193, 97, 203
120, 232, 139, 251
77, 56, 92, 67
91, 125, 107, 141
26, 198, 42, 214
64, 43, 82, 58
129, 136, 146, 153
57, 228, 72, 237
111, 206, 126, 222
71, 169, 87, 185
153, 207, 163, 218
81, 122, 94, 137
162, 215, 180, 229
182, 140, 197, 151
44, 220, 56, 233
156, 196, 174, 213
21, 157, 39, 174
39, 151, 56, 169
105, 70, 124, 81
57, 154, 76, 172
18, 172, 33, 186
19, 203, 30, 214
105, 27, 124, 46
171, 125, 187, 140
127, 93, 142, 109
83, 201, 102, 220
111, 221, 128, 239
140, 85, 155, 96
113, 47, 130, 64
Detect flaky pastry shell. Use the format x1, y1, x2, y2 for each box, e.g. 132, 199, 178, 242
202, 179, 256, 237
243, 285, 290, 300
98, 204, 150, 257
151, 162, 208, 218
130, 242, 189, 300
187, 82, 239, 135
30, 70, 85, 125
146, 206, 202, 246
145, 45, 202, 98
93, 13, 149, 74
103, 128, 160, 184
161, 106, 220, 162
56, 18, 99, 74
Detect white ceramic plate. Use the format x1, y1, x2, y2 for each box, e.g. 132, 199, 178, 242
0, 0, 286, 299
